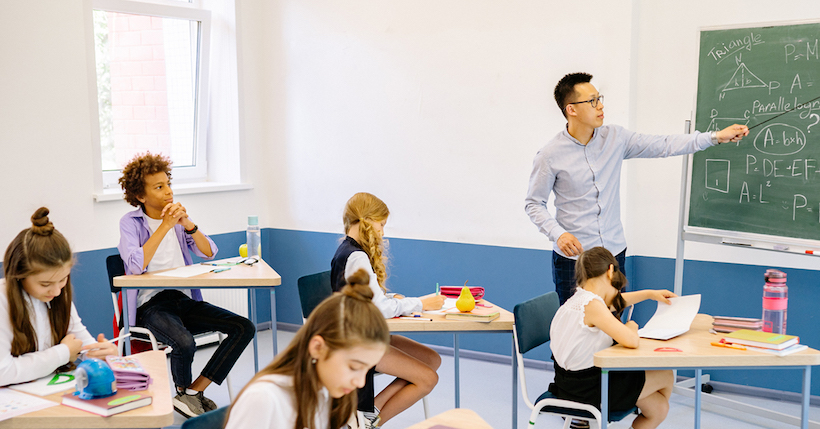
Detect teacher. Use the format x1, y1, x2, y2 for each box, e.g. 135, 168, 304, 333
525, 72, 749, 304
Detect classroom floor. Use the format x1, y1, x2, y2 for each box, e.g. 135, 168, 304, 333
162, 329, 820, 428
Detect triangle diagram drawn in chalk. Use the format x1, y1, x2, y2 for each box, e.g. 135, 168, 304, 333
723, 63, 767, 91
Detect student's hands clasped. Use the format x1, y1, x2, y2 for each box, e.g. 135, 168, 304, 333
160, 202, 189, 228
80, 333, 119, 359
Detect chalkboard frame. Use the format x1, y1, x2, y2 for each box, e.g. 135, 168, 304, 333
683, 19, 820, 254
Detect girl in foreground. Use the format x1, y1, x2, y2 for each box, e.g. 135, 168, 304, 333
331, 192, 445, 428
549, 246, 675, 429
224, 269, 390, 429
1, 208, 117, 386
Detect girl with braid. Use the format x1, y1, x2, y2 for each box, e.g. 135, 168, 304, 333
548, 246, 676, 429
330, 193, 444, 428
1, 208, 117, 386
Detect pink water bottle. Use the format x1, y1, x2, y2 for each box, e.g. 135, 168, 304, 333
762, 269, 788, 334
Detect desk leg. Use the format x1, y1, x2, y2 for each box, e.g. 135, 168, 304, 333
694, 369, 702, 429
512, 340, 518, 429
270, 287, 278, 356
453, 333, 460, 408
802, 366, 811, 429
249, 289, 258, 373
122, 293, 132, 355
601, 370, 609, 429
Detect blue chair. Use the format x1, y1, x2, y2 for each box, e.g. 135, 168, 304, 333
513, 292, 636, 428
180, 406, 228, 429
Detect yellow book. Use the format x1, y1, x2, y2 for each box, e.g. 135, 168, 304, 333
723, 329, 799, 350
444, 306, 499, 323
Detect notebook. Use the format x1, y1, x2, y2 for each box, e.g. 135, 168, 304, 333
7, 372, 76, 396
638, 294, 701, 340
61, 389, 152, 417
723, 330, 799, 350
444, 306, 500, 322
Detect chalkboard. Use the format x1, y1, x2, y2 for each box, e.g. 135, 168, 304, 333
686, 21, 820, 246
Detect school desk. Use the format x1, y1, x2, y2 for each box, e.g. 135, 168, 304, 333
386, 300, 515, 428
0, 350, 172, 428
113, 259, 282, 372
594, 314, 820, 429
403, 408, 494, 429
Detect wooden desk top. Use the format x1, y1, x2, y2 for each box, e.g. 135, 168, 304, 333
0, 350, 173, 428
404, 408, 493, 429
113, 259, 281, 288
386, 300, 513, 333
594, 314, 820, 368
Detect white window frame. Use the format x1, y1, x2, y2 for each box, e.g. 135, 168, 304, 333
87, 0, 216, 198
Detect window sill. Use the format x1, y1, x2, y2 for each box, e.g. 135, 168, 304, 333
93, 182, 253, 202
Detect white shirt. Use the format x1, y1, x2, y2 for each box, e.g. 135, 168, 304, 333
550, 288, 615, 371
344, 251, 422, 318
138, 217, 190, 307
0, 279, 96, 386
225, 373, 333, 429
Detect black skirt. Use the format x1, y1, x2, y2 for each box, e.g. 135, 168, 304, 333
548, 361, 645, 413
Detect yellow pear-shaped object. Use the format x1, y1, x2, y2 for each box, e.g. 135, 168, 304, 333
455, 286, 476, 312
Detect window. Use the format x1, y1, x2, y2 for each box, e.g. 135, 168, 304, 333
90, 0, 211, 190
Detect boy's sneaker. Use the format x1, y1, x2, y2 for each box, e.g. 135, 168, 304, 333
361, 406, 381, 429
173, 392, 205, 418
569, 418, 590, 429
196, 391, 217, 412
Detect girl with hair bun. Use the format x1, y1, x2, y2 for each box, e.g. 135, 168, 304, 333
225, 268, 390, 429
1, 208, 117, 386
548, 246, 676, 429
330, 192, 444, 428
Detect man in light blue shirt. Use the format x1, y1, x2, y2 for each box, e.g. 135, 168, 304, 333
525, 72, 749, 304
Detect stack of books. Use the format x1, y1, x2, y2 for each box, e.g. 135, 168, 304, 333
721, 329, 807, 357
712, 316, 763, 333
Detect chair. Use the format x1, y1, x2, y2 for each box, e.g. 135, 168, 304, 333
296, 270, 333, 319
107, 254, 234, 400
107, 254, 162, 355
513, 292, 636, 429
296, 271, 429, 420
180, 406, 229, 429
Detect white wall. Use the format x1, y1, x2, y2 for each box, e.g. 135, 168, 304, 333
625, 0, 820, 270
4, 0, 818, 271
0, 1, 266, 257
237, 0, 634, 250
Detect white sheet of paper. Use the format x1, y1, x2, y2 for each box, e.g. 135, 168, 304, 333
422, 298, 458, 315
152, 265, 215, 278
0, 388, 59, 421
7, 373, 75, 396
638, 294, 701, 340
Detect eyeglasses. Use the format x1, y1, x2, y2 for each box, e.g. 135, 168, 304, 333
567, 94, 604, 109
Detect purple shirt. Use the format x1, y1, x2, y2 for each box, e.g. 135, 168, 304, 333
117, 208, 218, 326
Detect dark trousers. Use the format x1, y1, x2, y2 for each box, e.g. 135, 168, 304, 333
552, 248, 627, 305
136, 290, 256, 388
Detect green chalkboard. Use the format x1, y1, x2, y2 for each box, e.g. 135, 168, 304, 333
688, 21, 820, 244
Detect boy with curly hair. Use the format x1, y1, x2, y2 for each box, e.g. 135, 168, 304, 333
117, 152, 255, 418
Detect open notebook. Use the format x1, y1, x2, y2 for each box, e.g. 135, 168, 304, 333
637, 294, 701, 340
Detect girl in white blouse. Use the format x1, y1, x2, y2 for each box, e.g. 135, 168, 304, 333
225, 269, 390, 429
1, 208, 117, 387
549, 247, 676, 429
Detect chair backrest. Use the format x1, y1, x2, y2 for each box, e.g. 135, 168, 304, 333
106, 254, 126, 294
513, 291, 560, 354
181, 406, 229, 429
297, 271, 333, 318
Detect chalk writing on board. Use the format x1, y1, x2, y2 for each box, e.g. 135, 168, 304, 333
689, 22, 820, 242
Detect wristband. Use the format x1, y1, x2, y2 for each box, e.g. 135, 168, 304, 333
710, 131, 720, 145
184, 224, 198, 235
